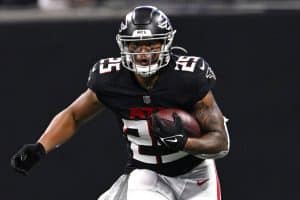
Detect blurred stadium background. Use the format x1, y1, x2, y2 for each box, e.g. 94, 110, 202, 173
1, 0, 299, 200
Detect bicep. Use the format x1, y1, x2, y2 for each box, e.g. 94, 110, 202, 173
192, 91, 225, 134
66, 89, 104, 124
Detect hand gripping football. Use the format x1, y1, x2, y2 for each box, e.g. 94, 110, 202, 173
152, 108, 202, 138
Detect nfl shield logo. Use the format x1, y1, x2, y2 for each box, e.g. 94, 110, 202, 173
143, 95, 151, 104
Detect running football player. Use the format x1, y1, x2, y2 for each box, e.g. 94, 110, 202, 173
11, 6, 230, 200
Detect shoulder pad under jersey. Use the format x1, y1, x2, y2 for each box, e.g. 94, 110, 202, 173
174, 56, 216, 80
173, 55, 216, 101
87, 57, 122, 93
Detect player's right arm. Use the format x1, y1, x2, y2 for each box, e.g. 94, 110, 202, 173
11, 89, 104, 175
38, 88, 104, 153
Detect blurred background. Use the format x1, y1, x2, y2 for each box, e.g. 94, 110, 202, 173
1, 0, 299, 200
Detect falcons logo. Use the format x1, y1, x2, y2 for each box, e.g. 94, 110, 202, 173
157, 14, 172, 30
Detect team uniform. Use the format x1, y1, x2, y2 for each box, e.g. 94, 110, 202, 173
87, 55, 222, 200
9, 6, 229, 199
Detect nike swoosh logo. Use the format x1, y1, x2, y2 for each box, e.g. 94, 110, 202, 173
162, 134, 184, 143
196, 179, 209, 187
165, 138, 178, 143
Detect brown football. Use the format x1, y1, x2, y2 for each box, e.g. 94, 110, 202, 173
152, 108, 202, 138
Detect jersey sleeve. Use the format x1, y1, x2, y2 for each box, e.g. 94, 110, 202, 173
86, 61, 102, 97
193, 58, 216, 101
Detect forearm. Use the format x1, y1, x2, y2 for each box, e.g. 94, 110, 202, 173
184, 131, 228, 154
37, 109, 80, 153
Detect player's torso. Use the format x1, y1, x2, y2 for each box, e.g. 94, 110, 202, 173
94, 58, 206, 117
87, 55, 215, 176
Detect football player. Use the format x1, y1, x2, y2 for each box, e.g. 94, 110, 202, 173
11, 6, 230, 200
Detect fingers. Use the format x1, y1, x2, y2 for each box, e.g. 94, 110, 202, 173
172, 112, 182, 129
13, 167, 28, 176
152, 114, 172, 136
172, 112, 180, 121
10, 155, 28, 176
11, 143, 46, 176
152, 113, 165, 129
153, 113, 179, 132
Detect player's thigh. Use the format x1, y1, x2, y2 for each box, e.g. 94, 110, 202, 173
179, 159, 221, 200
97, 175, 128, 200
127, 169, 176, 200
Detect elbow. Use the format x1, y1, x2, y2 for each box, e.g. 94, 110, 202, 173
209, 118, 231, 159
194, 129, 230, 160
214, 136, 230, 159
220, 133, 230, 153
194, 150, 229, 160
193, 148, 230, 160
194, 144, 230, 160
59, 108, 81, 129
212, 129, 230, 159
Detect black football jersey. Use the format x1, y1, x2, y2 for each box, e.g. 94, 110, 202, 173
87, 55, 216, 176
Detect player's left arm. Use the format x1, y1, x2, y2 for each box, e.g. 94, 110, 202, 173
184, 90, 230, 158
